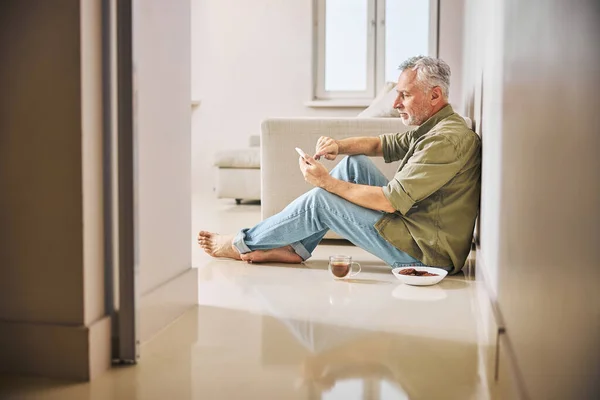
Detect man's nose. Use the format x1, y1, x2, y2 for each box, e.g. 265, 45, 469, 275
394, 97, 403, 110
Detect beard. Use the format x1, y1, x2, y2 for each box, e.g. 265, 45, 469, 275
400, 100, 432, 126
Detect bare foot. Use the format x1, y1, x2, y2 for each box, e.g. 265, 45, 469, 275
197, 231, 242, 260
240, 245, 303, 264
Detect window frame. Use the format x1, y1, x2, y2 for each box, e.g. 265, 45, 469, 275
314, 0, 376, 100
312, 0, 439, 104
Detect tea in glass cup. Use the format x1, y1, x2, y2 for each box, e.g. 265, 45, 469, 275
328, 255, 361, 279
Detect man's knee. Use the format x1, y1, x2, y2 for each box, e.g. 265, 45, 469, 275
305, 187, 339, 207
332, 155, 369, 179
332, 155, 377, 182
339, 154, 369, 166
347, 154, 369, 163
307, 187, 330, 200
341, 155, 376, 172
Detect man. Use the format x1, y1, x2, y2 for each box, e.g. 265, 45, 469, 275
198, 56, 481, 273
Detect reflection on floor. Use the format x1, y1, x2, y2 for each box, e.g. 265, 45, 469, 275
0, 196, 494, 400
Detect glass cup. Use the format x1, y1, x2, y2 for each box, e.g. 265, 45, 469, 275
328, 255, 361, 280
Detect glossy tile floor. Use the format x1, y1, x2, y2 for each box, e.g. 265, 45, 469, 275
0, 194, 495, 400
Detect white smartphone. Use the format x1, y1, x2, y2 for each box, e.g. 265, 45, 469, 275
295, 147, 312, 165
295, 147, 307, 158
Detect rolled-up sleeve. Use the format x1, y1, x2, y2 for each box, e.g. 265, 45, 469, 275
383, 135, 467, 215
379, 130, 413, 163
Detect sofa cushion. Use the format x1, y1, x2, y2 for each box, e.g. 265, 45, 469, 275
215, 168, 261, 200
214, 148, 260, 169
357, 81, 401, 118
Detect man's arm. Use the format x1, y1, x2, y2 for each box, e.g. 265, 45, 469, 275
323, 179, 396, 213
299, 156, 395, 213
337, 137, 383, 157
315, 136, 382, 160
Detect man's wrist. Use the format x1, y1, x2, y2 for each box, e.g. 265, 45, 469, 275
335, 139, 343, 155
321, 176, 337, 192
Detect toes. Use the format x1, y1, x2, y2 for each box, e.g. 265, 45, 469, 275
197, 231, 212, 240
240, 253, 256, 263
198, 236, 213, 247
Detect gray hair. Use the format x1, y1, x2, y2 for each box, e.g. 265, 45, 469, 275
398, 56, 451, 99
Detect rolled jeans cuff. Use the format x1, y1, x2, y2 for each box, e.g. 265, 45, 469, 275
232, 230, 252, 254
289, 242, 312, 261
232, 229, 312, 261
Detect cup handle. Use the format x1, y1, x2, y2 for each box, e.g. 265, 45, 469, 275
350, 262, 361, 277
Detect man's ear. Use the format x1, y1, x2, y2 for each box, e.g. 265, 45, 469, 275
430, 86, 443, 105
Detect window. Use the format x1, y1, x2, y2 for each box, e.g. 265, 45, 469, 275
313, 0, 438, 103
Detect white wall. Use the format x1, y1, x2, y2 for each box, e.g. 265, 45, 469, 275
135, 0, 191, 292
190, 0, 360, 188
463, 0, 600, 397
461, 0, 504, 296
134, 0, 197, 341
438, 0, 465, 112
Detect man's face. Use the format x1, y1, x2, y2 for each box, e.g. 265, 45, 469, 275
393, 69, 433, 126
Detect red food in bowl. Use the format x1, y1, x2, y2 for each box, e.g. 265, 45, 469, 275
398, 268, 438, 277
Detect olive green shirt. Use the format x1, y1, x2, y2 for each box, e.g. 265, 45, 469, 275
376, 105, 481, 273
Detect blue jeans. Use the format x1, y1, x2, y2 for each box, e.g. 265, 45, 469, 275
233, 155, 423, 268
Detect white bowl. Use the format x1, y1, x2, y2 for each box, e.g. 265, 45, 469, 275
391, 266, 448, 286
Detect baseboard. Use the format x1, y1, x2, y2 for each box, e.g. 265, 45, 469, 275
472, 256, 502, 397
474, 248, 527, 399
139, 267, 198, 343
89, 315, 112, 380
495, 332, 529, 400
0, 315, 111, 381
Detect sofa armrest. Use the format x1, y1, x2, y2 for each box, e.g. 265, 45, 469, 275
260, 117, 410, 221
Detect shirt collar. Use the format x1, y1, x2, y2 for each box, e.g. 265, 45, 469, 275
413, 104, 454, 137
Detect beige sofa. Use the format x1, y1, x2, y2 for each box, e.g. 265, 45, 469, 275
260, 117, 411, 238
214, 135, 261, 204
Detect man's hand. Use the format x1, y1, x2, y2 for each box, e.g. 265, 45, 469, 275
298, 155, 331, 188
299, 139, 396, 213
314, 136, 339, 161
